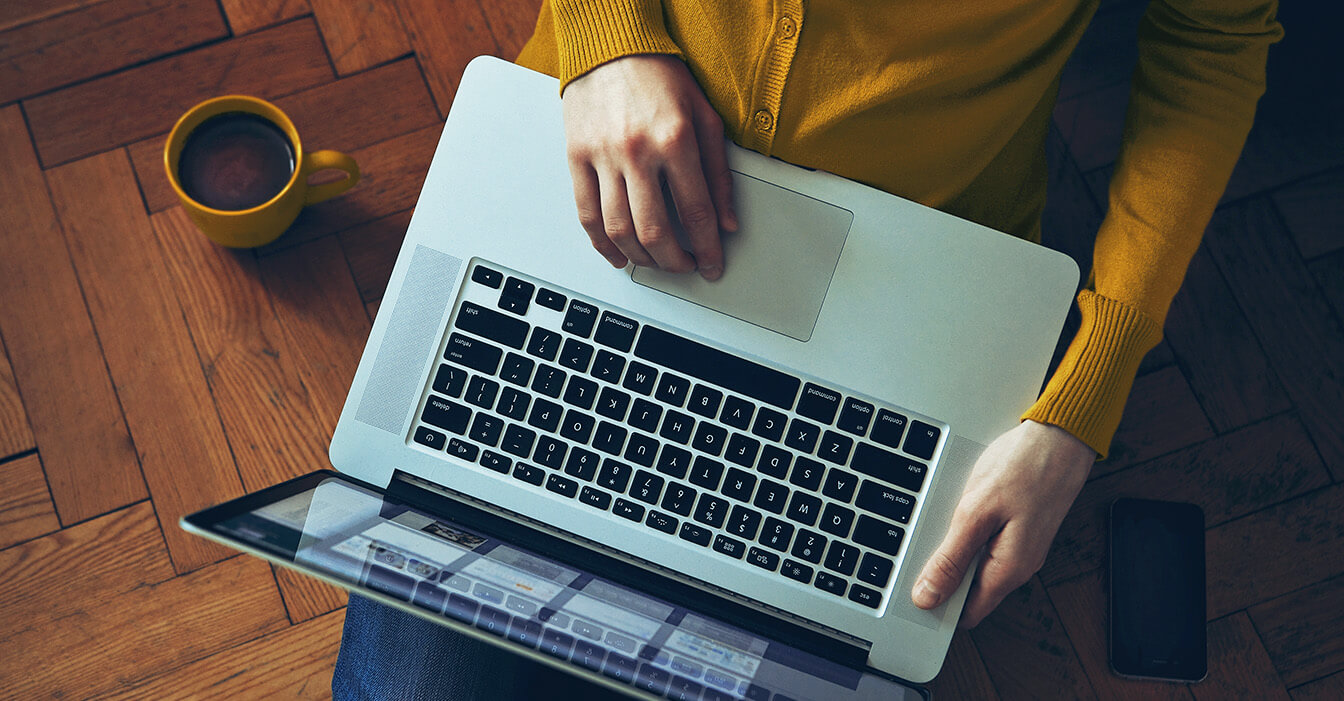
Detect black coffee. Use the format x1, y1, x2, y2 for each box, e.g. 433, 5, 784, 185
178, 112, 295, 211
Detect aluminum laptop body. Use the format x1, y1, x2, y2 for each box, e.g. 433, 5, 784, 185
329, 56, 1078, 683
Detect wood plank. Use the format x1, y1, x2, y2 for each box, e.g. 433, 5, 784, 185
47, 151, 243, 573
1207, 485, 1344, 618
478, 0, 544, 59
258, 236, 372, 444
149, 207, 346, 620
1203, 198, 1344, 478
0, 0, 226, 105
25, 17, 334, 168
1096, 365, 1214, 479
396, 0, 512, 116
100, 607, 345, 699
1047, 569, 1191, 701
219, 0, 309, 35
0, 332, 36, 458
1165, 245, 1292, 434
0, 105, 145, 524
0, 0, 109, 33
129, 58, 438, 213
969, 576, 1098, 700
260, 124, 439, 253
308, 0, 410, 75
0, 454, 59, 550
1310, 251, 1344, 327
1137, 338, 1175, 377
1055, 1, 1143, 101
1291, 671, 1344, 701
1042, 413, 1329, 585
1271, 168, 1344, 261
927, 631, 1001, 701
2, 553, 288, 698
1196, 612, 1291, 701
1250, 574, 1344, 688
337, 208, 413, 302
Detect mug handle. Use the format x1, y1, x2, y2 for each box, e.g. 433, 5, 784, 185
302, 150, 361, 205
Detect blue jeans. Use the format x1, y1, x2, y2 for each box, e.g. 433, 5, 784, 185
333, 594, 623, 700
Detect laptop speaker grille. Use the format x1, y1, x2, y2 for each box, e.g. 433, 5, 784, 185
355, 244, 463, 434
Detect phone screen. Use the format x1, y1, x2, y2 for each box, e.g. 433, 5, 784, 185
1109, 498, 1206, 682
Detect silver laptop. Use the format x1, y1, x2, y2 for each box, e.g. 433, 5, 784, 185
214, 55, 1077, 691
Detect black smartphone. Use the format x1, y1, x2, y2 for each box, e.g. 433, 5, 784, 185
1108, 498, 1207, 682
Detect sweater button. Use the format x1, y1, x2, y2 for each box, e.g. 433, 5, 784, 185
779, 16, 797, 39
754, 109, 774, 132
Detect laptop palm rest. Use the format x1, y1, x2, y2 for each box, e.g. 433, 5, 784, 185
631, 172, 853, 342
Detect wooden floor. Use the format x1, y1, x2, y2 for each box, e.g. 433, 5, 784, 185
0, 1, 1340, 698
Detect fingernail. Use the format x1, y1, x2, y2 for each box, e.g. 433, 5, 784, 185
913, 579, 942, 608
700, 265, 721, 281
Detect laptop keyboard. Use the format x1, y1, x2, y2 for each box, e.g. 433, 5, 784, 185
411, 262, 945, 614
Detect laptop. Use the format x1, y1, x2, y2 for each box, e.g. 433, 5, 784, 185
183, 55, 1078, 695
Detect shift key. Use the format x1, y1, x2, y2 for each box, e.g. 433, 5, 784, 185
456, 302, 529, 349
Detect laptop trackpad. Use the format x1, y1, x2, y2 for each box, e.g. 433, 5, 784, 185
631, 172, 853, 342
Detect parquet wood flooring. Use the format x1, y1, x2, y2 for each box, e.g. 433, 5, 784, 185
0, 0, 1339, 697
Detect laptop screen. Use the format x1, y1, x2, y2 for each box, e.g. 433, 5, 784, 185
184, 472, 924, 700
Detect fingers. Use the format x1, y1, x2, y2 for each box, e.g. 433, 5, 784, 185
693, 106, 737, 235
957, 523, 1041, 628
912, 505, 1000, 611
626, 169, 697, 273
664, 139, 724, 280
569, 163, 628, 268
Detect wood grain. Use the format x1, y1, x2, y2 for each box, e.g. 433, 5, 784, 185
1204, 198, 1344, 478
25, 18, 334, 168
149, 207, 345, 620
309, 0, 410, 75
47, 151, 243, 573
0, 105, 145, 525
0, 454, 59, 550
100, 607, 345, 699
1291, 671, 1344, 701
970, 576, 1098, 700
1047, 569, 1191, 701
1310, 251, 1344, 325
1271, 167, 1344, 261
1165, 245, 1292, 433
0, 332, 36, 459
926, 631, 1001, 701
129, 57, 439, 213
1042, 413, 1330, 585
337, 208, 413, 302
395, 0, 520, 116
1207, 485, 1344, 618
261, 123, 439, 252
1097, 365, 1215, 478
219, 0, 309, 35
1197, 612, 1292, 701
0, 0, 109, 33
0, 0, 226, 105
1250, 574, 1344, 688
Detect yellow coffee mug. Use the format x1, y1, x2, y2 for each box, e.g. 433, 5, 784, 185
164, 95, 359, 248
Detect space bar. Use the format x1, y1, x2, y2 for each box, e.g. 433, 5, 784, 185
634, 326, 801, 410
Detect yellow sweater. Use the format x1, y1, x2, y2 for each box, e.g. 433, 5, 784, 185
515, 0, 1281, 457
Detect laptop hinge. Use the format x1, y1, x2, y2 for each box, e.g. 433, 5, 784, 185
387, 471, 872, 669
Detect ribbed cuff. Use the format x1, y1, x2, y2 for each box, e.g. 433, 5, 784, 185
1021, 290, 1163, 459
551, 0, 684, 90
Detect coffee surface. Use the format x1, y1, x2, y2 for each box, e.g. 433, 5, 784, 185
178, 112, 295, 211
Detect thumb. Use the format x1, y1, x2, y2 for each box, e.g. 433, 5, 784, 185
912, 509, 998, 609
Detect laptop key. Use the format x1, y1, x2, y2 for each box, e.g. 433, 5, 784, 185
818, 430, 854, 465
797, 383, 842, 424
636, 664, 672, 696
613, 498, 644, 522
480, 450, 511, 473
905, 420, 942, 460
759, 517, 794, 552
559, 338, 594, 372
848, 584, 882, 609
781, 559, 814, 584
689, 457, 724, 490
852, 442, 927, 493
722, 468, 757, 503
456, 302, 528, 349
871, 409, 907, 449
413, 426, 446, 450
563, 300, 599, 337
536, 288, 567, 311
598, 459, 633, 492
622, 361, 658, 395
496, 387, 530, 421
532, 436, 567, 469
655, 373, 691, 407
545, 473, 578, 498
656, 445, 692, 479
853, 515, 906, 555
785, 418, 821, 453
526, 327, 561, 361
824, 541, 860, 576
659, 410, 695, 444
630, 470, 664, 505
786, 491, 822, 527
819, 503, 855, 537
857, 480, 916, 524
661, 483, 697, 516
725, 433, 760, 467
814, 571, 847, 597
757, 445, 791, 479
679, 522, 712, 547
693, 493, 729, 528
501, 424, 535, 458
634, 326, 800, 410
422, 395, 470, 434
595, 386, 630, 420
720, 395, 754, 430
564, 447, 600, 480
687, 384, 722, 418
592, 421, 627, 455
726, 505, 762, 540
712, 534, 746, 559
627, 398, 661, 432
447, 438, 479, 462
500, 353, 534, 386
540, 627, 574, 659
751, 407, 787, 442
594, 311, 639, 351
465, 376, 498, 409
527, 398, 562, 433
624, 432, 658, 467
471, 265, 502, 288
858, 552, 895, 587
445, 593, 479, 624
645, 510, 678, 535
579, 486, 611, 510
691, 422, 728, 456
753, 479, 789, 514
531, 364, 566, 398
432, 364, 466, 397
789, 457, 825, 490
512, 462, 544, 486
562, 376, 598, 410
559, 409, 595, 443
746, 547, 780, 571
821, 467, 858, 502
837, 398, 875, 436
791, 530, 827, 564
590, 349, 625, 384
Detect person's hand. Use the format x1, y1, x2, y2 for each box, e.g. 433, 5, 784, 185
562, 54, 737, 280
911, 420, 1095, 627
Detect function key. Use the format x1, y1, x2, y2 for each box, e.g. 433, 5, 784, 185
847, 584, 882, 609
645, 510, 678, 535
537, 288, 567, 311
594, 311, 639, 351
781, 559, 813, 584
563, 300, 600, 337
904, 420, 942, 460
471, 265, 503, 288
713, 534, 746, 559
837, 398, 875, 436
814, 571, 847, 597
871, 410, 907, 449
746, 547, 780, 571
797, 383, 842, 424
